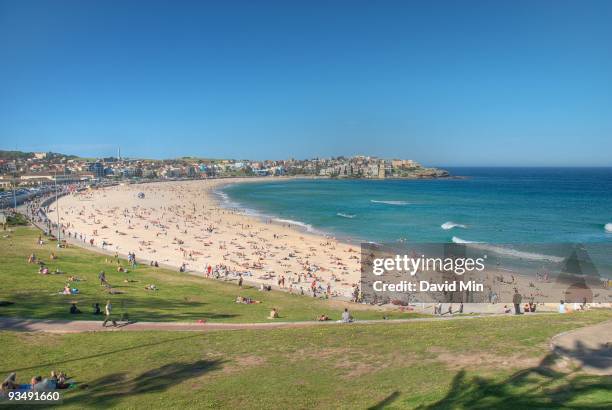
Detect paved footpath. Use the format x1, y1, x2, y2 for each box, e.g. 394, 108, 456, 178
0, 314, 511, 334
550, 320, 612, 375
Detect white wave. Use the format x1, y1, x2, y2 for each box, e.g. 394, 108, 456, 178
214, 189, 261, 217
370, 200, 409, 206
441, 221, 467, 230
452, 238, 564, 263
605, 223, 612, 233
337, 213, 356, 219
451, 236, 478, 244
273, 218, 319, 234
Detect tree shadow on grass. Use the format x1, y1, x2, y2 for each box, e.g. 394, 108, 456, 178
368, 391, 400, 409
63, 359, 225, 408
0, 332, 205, 373
0, 293, 239, 322
417, 348, 612, 409
552, 340, 612, 373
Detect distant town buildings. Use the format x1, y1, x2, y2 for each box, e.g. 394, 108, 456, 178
0, 150, 449, 187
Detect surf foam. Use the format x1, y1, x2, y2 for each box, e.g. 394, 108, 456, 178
370, 200, 409, 206
441, 221, 467, 230
272, 217, 319, 234
452, 237, 564, 263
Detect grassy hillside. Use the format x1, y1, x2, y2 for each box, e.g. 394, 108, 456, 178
1, 310, 610, 409
0, 226, 416, 323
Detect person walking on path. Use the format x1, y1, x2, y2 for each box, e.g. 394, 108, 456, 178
98, 271, 107, 286
513, 289, 523, 315
102, 300, 117, 327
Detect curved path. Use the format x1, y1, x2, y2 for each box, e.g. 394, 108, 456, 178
3, 316, 611, 375
550, 319, 612, 375
0, 313, 506, 334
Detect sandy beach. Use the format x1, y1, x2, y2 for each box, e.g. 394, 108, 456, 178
44, 178, 612, 311
51, 178, 362, 298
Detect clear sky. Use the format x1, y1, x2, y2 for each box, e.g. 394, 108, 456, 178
1, 0, 611, 166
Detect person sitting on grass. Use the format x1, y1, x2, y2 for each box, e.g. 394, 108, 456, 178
69, 303, 81, 314
144, 284, 158, 291
317, 314, 329, 321
1, 373, 17, 395
341, 308, 353, 323
31, 373, 59, 392
93, 303, 101, 315
559, 300, 566, 313
54, 371, 70, 389
30, 376, 42, 390
268, 308, 279, 319
62, 284, 71, 295
28, 253, 36, 263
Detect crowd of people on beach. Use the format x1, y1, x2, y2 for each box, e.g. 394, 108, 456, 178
33, 182, 365, 302
14, 181, 607, 334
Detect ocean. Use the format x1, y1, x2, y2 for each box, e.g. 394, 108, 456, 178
220, 167, 612, 245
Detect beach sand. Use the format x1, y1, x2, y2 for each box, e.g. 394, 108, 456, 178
52, 178, 361, 298
47, 178, 611, 311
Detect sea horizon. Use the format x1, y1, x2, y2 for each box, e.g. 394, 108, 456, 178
220, 167, 612, 245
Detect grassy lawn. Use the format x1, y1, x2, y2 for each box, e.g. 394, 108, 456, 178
0, 310, 610, 409
0, 226, 417, 323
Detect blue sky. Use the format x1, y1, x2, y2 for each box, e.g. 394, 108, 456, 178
1, 0, 611, 166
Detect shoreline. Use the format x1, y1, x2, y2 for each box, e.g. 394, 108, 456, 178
40, 177, 611, 312
50, 178, 364, 299
211, 177, 369, 245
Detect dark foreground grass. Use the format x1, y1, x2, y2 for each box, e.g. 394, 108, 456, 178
0, 226, 415, 323
1, 310, 610, 409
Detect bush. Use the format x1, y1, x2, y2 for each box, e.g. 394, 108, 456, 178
7, 213, 28, 226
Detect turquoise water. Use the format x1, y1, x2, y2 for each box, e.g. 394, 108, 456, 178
220, 168, 612, 244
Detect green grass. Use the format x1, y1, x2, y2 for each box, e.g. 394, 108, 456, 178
0, 226, 417, 323
1, 310, 610, 409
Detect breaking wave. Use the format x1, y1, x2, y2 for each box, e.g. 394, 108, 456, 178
452, 237, 564, 263
370, 200, 409, 206
605, 223, 612, 233
441, 221, 467, 230
337, 213, 356, 219
272, 217, 319, 234
451, 236, 478, 244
